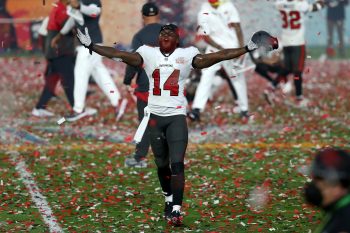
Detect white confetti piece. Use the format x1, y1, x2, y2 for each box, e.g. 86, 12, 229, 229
76, 206, 80, 211
0, 180, 3, 186
307, 55, 312, 59
214, 105, 221, 110
213, 200, 219, 205
57, 117, 65, 125
240, 222, 246, 227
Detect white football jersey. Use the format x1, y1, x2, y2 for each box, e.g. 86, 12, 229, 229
197, 1, 240, 52
136, 45, 200, 116
275, 0, 312, 46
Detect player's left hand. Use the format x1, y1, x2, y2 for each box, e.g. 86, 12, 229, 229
77, 27, 92, 48
77, 27, 93, 54
248, 31, 278, 52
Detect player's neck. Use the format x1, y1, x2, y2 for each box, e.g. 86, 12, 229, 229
160, 49, 175, 57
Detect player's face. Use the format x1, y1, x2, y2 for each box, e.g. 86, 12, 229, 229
159, 29, 179, 54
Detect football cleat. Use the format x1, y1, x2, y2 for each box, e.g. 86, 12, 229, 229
32, 108, 55, 117
124, 155, 148, 168
168, 210, 183, 226
163, 202, 173, 220
295, 97, 310, 108
66, 107, 97, 122
240, 111, 254, 124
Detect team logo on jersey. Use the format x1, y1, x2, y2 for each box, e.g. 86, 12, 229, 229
176, 57, 185, 64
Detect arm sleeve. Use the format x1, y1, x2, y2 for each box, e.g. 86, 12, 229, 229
80, 0, 101, 17
38, 17, 49, 36
60, 17, 75, 35
190, 47, 201, 69
123, 35, 143, 85
226, 2, 240, 23
197, 12, 212, 36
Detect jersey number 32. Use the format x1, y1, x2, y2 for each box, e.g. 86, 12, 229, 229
280, 10, 301, 29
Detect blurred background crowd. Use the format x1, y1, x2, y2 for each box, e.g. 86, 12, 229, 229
0, 0, 349, 56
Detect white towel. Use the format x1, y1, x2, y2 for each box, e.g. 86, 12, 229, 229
133, 106, 150, 144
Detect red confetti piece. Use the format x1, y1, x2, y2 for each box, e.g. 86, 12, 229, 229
33, 151, 40, 158
283, 126, 293, 132
254, 152, 264, 160
321, 113, 329, 119
176, 106, 182, 109
201, 131, 207, 136
124, 135, 133, 143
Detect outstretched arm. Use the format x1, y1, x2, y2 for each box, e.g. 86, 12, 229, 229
193, 30, 279, 69
77, 27, 143, 67
91, 44, 142, 67
192, 47, 248, 69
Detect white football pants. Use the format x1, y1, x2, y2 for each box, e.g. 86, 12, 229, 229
192, 59, 248, 112
73, 46, 121, 113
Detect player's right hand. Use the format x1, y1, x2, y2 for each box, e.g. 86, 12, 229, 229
77, 27, 92, 48
248, 31, 278, 52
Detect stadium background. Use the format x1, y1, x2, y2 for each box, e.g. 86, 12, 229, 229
0, 0, 349, 53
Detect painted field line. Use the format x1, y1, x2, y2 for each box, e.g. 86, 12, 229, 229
8, 151, 63, 233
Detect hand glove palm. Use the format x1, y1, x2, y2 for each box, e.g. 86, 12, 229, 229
77, 27, 92, 48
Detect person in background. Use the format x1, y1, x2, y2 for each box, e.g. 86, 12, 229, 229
275, 0, 324, 108
304, 148, 350, 232
124, 2, 162, 168
64, 0, 125, 122
325, 0, 349, 58
32, 0, 75, 117
188, 0, 250, 123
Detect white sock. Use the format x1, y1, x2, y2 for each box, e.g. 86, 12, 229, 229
172, 205, 181, 212
165, 194, 173, 203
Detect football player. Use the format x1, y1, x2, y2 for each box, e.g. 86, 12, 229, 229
54, 0, 126, 122
76, 24, 278, 226
189, 0, 250, 122
275, 0, 324, 107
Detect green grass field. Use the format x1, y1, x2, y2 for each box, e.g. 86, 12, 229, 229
0, 57, 350, 232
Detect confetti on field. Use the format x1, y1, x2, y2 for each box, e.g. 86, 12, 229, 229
57, 117, 66, 125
